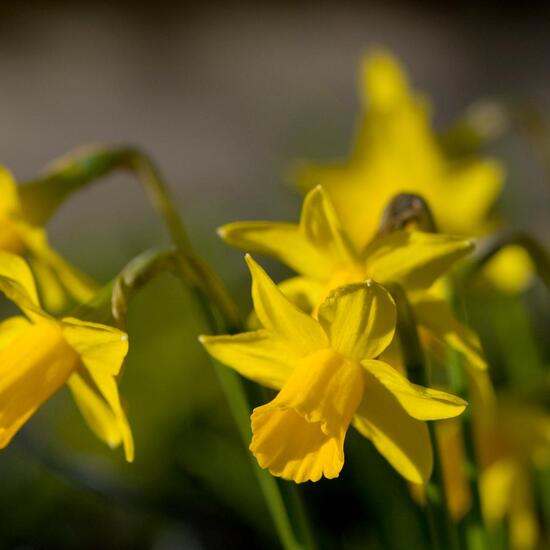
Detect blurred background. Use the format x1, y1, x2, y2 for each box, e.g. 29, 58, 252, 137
0, 2, 549, 549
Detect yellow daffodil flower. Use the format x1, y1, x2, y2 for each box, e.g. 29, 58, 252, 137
290, 49, 532, 293
220, 186, 486, 378
201, 255, 467, 484
0, 166, 97, 311
0, 249, 133, 461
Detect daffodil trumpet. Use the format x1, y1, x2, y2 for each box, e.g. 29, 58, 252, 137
201, 255, 467, 484
0, 249, 133, 461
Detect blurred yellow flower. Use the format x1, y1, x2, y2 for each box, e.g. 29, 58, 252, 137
220, 186, 486, 375
438, 401, 550, 550
0, 250, 133, 461
290, 50, 532, 293
0, 166, 97, 311
201, 255, 466, 483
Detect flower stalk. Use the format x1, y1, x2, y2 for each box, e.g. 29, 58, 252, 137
23, 149, 313, 550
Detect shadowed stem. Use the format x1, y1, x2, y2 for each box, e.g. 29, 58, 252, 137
386, 283, 460, 550
22, 146, 313, 550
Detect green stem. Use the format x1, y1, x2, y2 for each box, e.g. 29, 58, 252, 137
28, 146, 312, 550
387, 283, 460, 550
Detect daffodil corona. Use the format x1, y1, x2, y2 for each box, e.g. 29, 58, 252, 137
0, 250, 133, 461
0, 166, 97, 310
201, 255, 466, 483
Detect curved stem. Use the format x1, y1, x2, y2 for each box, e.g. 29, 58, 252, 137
28, 147, 313, 550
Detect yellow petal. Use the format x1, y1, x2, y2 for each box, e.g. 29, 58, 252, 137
29, 257, 67, 313
219, 222, 330, 280
412, 298, 487, 371
317, 280, 396, 361
20, 225, 98, 306
353, 369, 433, 484
361, 359, 467, 420
364, 230, 474, 290
250, 348, 363, 482
0, 249, 44, 319
480, 245, 535, 295
61, 316, 133, 462
437, 159, 504, 235
299, 186, 356, 266
0, 315, 31, 349
61, 317, 129, 376
0, 320, 79, 447
0, 166, 21, 215
67, 371, 123, 448
246, 255, 327, 354
199, 330, 297, 390
360, 49, 411, 110
480, 458, 518, 524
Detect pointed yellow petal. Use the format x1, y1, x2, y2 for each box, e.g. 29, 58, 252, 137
60, 317, 133, 461
61, 317, 128, 376
0, 250, 44, 319
20, 226, 98, 306
0, 166, 21, 214
413, 298, 487, 371
250, 348, 363, 483
67, 371, 123, 449
299, 186, 356, 266
220, 222, 330, 280
360, 49, 411, 109
364, 231, 474, 290
199, 331, 297, 390
362, 359, 467, 420
317, 281, 396, 361
353, 370, 433, 484
246, 255, 327, 353
0, 320, 79, 447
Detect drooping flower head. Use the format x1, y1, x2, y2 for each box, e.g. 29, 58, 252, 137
0, 250, 133, 461
201, 255, 466, 483
0, 166, 97, 310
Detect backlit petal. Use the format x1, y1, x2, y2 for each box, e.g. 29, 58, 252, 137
317, 281, 396, 361
0, 315, 31, 349
299, 186, 356, 266
363, 231, 473, 290
0, 250, 44, 319
219, 222, 331, 280
68, 371, 123, 449
353, 369, 432, 484
0, 166, 21, 215
362, 359, 467, 420
246, 255, 327, 353
199, 330, 297, 390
